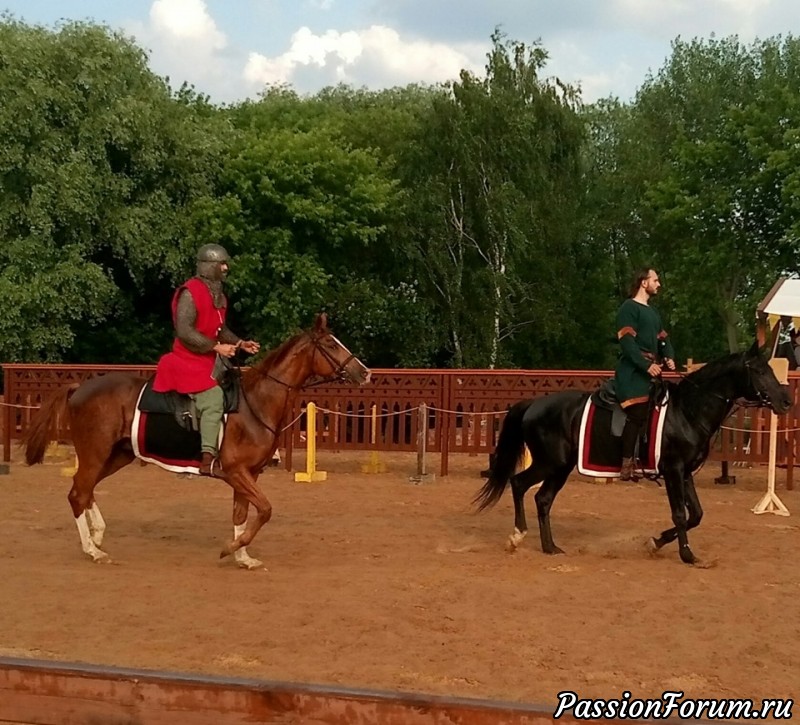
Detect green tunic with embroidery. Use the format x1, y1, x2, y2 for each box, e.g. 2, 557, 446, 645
614, 299, 675, 408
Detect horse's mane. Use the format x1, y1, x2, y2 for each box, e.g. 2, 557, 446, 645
673, 350, 747, 419
241, 328, 314, 384
681, 351, 745, 386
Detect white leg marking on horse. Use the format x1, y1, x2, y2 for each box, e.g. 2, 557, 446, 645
233, 523, 263, 570
506, 527, 527, 552
86, 503, 106, 547
76, 512, 108, 562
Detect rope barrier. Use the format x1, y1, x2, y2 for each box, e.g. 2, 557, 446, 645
5, 395, 799, 433
314, 406, 414, 419
428, 406, 503, 416
720, 424, 800, 434
314, 404, 510, 418
279, 410, 305, 433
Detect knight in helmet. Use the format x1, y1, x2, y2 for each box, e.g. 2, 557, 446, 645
152, 243, 260, 477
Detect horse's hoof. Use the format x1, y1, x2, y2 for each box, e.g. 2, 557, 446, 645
544, 546, 565, 556
680, 549, 697, 565
90, 550, 110, 563
236, 557, 264, 570
646, 538, 660, 555
505, 529, 526, 552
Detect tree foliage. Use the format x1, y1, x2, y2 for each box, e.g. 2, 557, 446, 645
2, 16, 799, 370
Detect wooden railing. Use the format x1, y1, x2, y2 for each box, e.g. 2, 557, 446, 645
3, 364, 799, 486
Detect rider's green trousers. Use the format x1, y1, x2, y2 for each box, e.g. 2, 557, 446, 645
190, 385, 224, 455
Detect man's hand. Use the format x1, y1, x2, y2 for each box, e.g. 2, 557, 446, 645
239, 340, 260, 355
647, 362, 662, 377
214, 343, 238, 358
664, 357, 676, 371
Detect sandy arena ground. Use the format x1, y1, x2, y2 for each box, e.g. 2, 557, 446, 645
0, 447, 798, 710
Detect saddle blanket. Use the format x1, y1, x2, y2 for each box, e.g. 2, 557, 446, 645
131, 385, 224, 475
577, 397, 667, 478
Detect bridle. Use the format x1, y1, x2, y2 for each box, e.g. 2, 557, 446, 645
675, 358, 774, 409
235, 330, 359, 436
304, 331, 359, 388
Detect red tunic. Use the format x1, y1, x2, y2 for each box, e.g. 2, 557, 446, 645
152, 278, 227, 394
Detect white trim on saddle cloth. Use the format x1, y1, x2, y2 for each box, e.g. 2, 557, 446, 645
577, 395, 668, 478
131, 384, 225, 475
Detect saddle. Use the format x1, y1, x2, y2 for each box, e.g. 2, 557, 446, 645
137, 367, 240, 432
590, 378, 669, 439
577, 381, 669, 478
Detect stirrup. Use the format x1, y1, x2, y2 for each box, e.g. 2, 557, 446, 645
199, 455, 225, 479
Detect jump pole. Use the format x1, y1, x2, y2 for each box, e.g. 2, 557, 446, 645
753, 357, 789, 516
295, 403, 327, 483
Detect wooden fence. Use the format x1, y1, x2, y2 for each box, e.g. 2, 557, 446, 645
3, 364, 799, 486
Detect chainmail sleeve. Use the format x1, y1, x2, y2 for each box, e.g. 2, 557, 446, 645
175, 289, 216, 353
217, 324, 241, 346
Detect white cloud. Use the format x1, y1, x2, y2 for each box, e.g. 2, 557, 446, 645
609, 0, 773, 39
123, 0, 241, 101
244, 25, 484, 92
149, 0, 226, 49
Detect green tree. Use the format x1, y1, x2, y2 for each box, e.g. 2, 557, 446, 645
401, 32, 587, 367
0, 17, 224, 362
631, 36, 800, 356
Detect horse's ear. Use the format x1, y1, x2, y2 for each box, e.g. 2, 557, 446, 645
747, 339, 768, 358
314, 312, 328, 332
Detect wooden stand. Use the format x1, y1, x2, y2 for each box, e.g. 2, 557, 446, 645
753, 358, 789, 516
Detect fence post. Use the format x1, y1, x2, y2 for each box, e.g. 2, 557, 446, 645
440, 377, 452, 477
2, 367, 11, 463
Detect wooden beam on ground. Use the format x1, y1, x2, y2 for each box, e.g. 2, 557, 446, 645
0, 657, 614, 725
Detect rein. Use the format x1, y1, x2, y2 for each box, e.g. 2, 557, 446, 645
233, 330, 356, 437
676, 358, 770, 408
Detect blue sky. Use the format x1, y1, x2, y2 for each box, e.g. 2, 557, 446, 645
4, 0, 800, 105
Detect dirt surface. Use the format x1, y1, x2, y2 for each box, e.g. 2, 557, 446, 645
1, 447, 798, 710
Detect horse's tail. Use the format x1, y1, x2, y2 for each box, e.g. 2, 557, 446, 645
473, 400, 530, 511
22, 384, 76, 465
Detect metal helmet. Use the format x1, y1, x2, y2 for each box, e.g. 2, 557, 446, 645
196, 244, 230, 263
196, 243, 230, 285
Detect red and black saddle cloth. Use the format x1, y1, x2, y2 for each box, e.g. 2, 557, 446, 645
131, 380, 233, 475
577, 386, 668, 478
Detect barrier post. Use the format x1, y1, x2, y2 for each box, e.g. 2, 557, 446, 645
520, 446, 532, 471
61, 454, 78, 478
410, 403, 435, 484
361, 404, 387, 474
753, 357, 790, 516
294, 403, 327, 483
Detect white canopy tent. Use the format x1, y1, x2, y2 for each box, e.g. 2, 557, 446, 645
757, 277, 800, 349
753, 277, 799, 516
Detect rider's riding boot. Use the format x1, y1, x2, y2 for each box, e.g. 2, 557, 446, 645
199, 452, 224, 478
619, 456, 635, 481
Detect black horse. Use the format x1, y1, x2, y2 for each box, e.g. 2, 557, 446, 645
474, 343, 792, 565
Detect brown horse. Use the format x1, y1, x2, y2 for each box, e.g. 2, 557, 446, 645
23, 313, 371, 568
